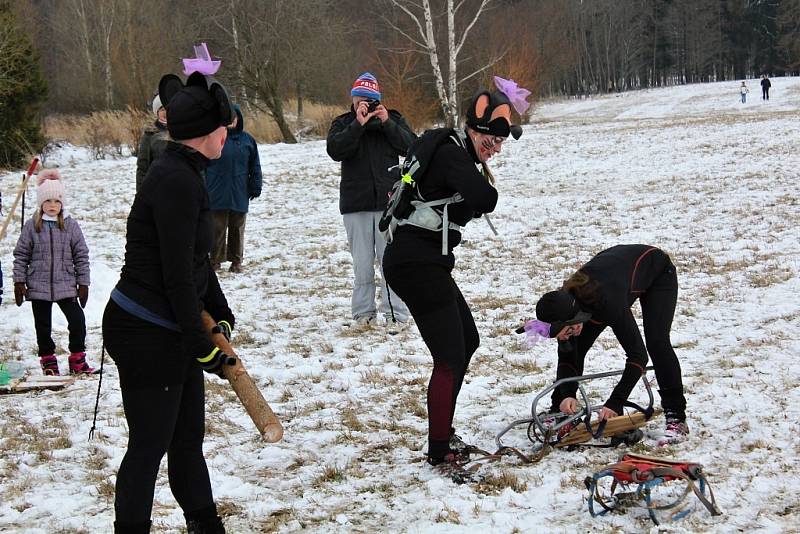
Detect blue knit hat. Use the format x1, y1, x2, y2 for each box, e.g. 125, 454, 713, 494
351, 72, 381, 100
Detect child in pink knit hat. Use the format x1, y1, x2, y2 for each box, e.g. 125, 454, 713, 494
12, 169, 97, 375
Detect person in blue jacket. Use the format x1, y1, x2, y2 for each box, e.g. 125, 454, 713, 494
205, 105, 262, 273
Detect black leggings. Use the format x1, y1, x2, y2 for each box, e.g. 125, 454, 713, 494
31, 298, 86, 356
104, 301, 214, 525
551, 263, 686, 416
114, 367, 213, 524
384, 262, 479, 459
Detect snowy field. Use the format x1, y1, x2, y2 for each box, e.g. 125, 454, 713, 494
1, 78, 799, 533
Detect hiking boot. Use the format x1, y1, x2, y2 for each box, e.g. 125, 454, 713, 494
186, 517, 225, 534
427, 450, 481, 484
386, 319, 407, 335
113, 520, 152, 534
659, 417, 690, 446
229, 262, 242, 273
185, 504, 226, 534
448, 430, 471, 455
68, 352, 99, 375
611, 428, 645, 446
40, 354, 59, 376
355, 315, 375, 327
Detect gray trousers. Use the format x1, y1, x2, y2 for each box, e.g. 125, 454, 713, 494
211, 209, 246, 264
343, 211, 409, 322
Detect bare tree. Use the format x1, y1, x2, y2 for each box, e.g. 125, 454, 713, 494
383, 0, 498, 127
212, 0, 343, 143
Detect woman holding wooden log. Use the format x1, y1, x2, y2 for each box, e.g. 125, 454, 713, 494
530, 244, 689, 446
102, 71, 238, 534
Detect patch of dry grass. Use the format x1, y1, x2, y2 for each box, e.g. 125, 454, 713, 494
43, 101, 344, 157
476, 470, 529, 494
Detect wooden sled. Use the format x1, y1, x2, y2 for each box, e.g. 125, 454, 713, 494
556, 411, 650, 447
0, 374, 76, 394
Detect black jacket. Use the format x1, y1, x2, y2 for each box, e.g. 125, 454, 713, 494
558, 245, 674, 413
116, 142, 234, 361
383, 129, 498, 268
135, 121, 169, 191
326, 108, 416, 214
761, 78, 771, 89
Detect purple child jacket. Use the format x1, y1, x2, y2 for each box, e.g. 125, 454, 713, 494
13, 216, 91, 302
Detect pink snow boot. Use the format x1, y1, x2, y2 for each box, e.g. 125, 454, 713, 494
68, 352, 99, 375
40, 354, 60, 376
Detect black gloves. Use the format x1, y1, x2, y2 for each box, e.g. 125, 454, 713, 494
196, 347, 236, 376
78, 285, 89, 308
212, 320, 232, 341
14, 283, 26, 307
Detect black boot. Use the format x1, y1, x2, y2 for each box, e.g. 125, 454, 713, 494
185, 504, 226, 534
113, 520, 151, 534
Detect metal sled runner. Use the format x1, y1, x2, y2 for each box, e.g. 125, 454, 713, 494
585, 453, 722, 525
495, 366, 656, 452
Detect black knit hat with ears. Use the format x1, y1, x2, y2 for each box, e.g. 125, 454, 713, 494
465, 90, 523, 140
159, 72, 233, 140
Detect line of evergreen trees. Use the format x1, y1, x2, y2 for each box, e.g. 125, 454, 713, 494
534, 0, 799, 96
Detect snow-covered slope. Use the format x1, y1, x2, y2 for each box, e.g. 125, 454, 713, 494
1, 77, 799, 533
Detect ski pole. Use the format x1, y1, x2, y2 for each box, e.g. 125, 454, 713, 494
21, 170, 26, 232
0, 157, 38, 242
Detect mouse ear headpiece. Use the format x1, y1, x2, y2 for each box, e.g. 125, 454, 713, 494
158, 72, 233, 140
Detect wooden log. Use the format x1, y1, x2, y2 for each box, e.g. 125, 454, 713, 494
201, 311, 283, 443
556, 411, 649, 447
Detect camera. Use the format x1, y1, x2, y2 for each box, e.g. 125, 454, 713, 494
366, 99, 380, 113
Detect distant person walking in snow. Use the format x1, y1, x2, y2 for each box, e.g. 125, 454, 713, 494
12, 169, 96, 376
761, 75, 771, 100
529, 245, 689, 446
135, 93, 169, 192
740, 81, 749, 104
205, 104, 262, 273
326, 72, 415, 328
383, 77, 528, 477
103, 72, 236, 534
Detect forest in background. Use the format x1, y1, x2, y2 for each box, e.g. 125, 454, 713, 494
2, 0, 800, 164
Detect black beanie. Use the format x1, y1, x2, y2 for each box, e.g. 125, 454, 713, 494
536, 290, 592, 337
166, 85, 223, 140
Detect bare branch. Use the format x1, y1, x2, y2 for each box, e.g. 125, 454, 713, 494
382, 16, 429, 49
456, 51, 505, 86
454, 0, 492, 56
385, 0, 428, 42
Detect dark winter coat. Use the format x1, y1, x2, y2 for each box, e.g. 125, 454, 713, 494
761, 78, 771, 89
326, 107, 416, 214
205, 106, 263, 213
113, 142, 234, 366
557, 244, 675, 413
135, 121, 169, 191
382, 129, 498, 269
13, 216, 90, 301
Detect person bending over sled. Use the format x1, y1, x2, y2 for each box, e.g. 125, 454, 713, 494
383, 76, 529, 474
533, 244, 689, 445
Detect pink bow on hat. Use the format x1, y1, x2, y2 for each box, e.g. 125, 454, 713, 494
520, 319, 551, 346
182, 43, 221, 76
493, 76, 531, 115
